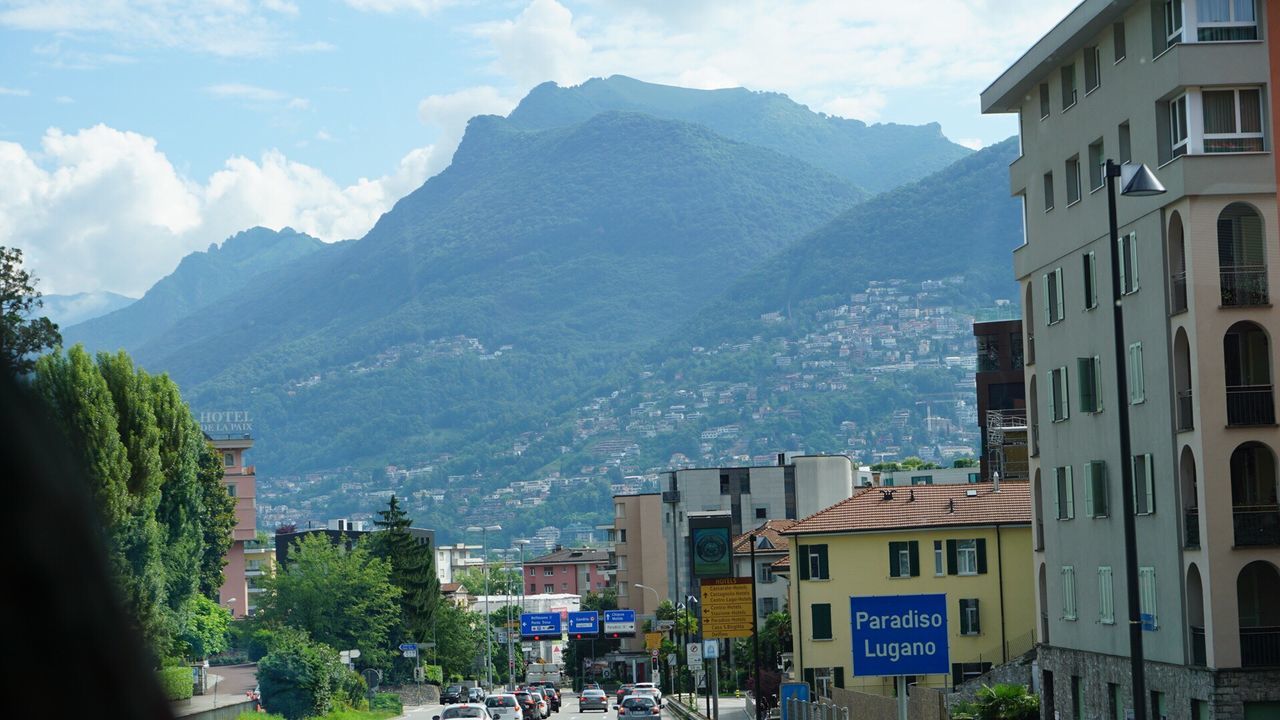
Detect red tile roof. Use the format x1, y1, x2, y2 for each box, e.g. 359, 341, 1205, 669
732, 519, 797, 555
528, 547, 610, 564
441, 583, 465, 594
783, 481, 1031, 536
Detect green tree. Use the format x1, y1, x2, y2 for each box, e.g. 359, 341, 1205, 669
257, 627, 349, 720
148, 371, 206, 612
261, 532, 402, 670
367, 496, 440, 644
952, 457, 979, 468
196, 442, 237, 598
0, 246, 60, 375
178, 594, 232, 659
431, 600, 484, 682
455, 566, 523, 596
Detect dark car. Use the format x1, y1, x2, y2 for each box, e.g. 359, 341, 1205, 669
619, 697, 660, 718
615, 684, 634, 707
538, 687, 560, 713
513, 691, 541, 720
579, 689, 608, 713
443, 685, 467, 704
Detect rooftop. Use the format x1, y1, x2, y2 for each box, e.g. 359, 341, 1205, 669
528, 547, 611, 564
783, 481, 1031, 536
732, 519, 797, 555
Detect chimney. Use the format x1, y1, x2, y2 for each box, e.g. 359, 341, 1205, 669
777, 453, 787, 466
993, 470, 1001, 493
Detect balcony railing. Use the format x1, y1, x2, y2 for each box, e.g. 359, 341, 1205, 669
1190, 626, 1206, 666
1220, 266, 1269, 307
1177, 389, 1194, 431
1227, 385, 1276, 426
1026, 333, 1035, 366
1241, 626, 1280, 667
1234, 506, 1280, 547
1030, 421, 1040, 457
1185, 509, 1200, 548
1171, 271, 1188, 314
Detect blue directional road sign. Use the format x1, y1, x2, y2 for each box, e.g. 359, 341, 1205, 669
603, 609, 636, 637
779, 682, 810, 720
398, 643, 417, 651
567, 611, 600, 636
849, 594, 950, 677
520, 612, 562, 638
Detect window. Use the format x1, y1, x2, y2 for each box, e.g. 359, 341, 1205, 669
959, 599, 981, 635
1115, 123, 1131, 166
561, 582, 568, 590
758, 564, 775, 584
888, 540, 920, 578
529, 583, 535, 594
1066, 156, 1081, 205
911, 475, 933, 485
799, 544, 829, 580
545, 568, 554, 576
1128, 342, 1145, 403
1062, 566, 1078, 620
224, 452, 235, 466
543, 584, 554, 593
1077, 356, 1102, 413
1133, 454, 1155, 515
1061, 63, 1077, 109
1088, 140, 1105, 190
1171, 94, 1189, 156
619, 529, 627, 543
1083, 252, 1098, 310
968, 472, 981, 484
945, 539, 988, 575
615, 502, 625, 518
226, 483, 237, 497
1043, 172, 1055, 212
562, 566, 569, 573
810, 603, 832, 640
1098, 566, 1115, 624
1203, 88, 1264, 153
1139, 566, 1158, 629
1085, 460, 1109, 518
1073, 676, 1084, 720
1151, 692, 1166, 720
1039, 83, 1051, 119
1113, 21, 1126, 61
1196, 0, 1258, 41
1044, 267, 1065, 324
1055, 466, 1075, 520
1049, 365, 1070, 422
1109, 683, 1122, 720
1084, 46, 1101, 94
1164, 0, 1184, 48
755, 507, 767, 519
761, 597, 779, 615
934, 541, 944, 576
1118, 231, 1139, 294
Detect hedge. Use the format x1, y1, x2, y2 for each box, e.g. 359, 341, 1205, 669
371, 693, 403, 713
158, 666, 194, 701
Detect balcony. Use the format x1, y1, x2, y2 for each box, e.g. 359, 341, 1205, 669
1171, 271, 1188, 314
1221, 266, 1269, 307
1233, 506, 1280, 546
1227, 386, 1276, 426
1177, 389, 1195, 431
1241, 627, 1280, 668
1026, 333, 1035, 366
1190, 626, 1206, 666
1185, 509, 1200, 548
1035, 520, 1045, 551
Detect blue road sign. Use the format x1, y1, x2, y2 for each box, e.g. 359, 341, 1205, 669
521, 612, 562, 637
849, 594, 950, 677
779, 681, 809, 720
568, 611, 600, 635
398, 643, 417, 651
603, 609, 636, 635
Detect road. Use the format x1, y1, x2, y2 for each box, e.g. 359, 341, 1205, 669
403, 691, 750, 720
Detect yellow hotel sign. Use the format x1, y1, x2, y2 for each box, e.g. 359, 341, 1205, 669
701, 577, 754, 638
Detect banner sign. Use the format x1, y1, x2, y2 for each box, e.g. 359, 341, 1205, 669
689, 514, 733, 578
849, 594, 950, 677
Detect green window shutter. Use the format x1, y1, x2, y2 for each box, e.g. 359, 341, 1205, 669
972, 599, 981, 634
1066, 466, 1075, 518
1084, 462, 1095, 516
975, 538, 988, 574
946, 539, 958, 575
1144, 455, 1155, 514
833, 667, 844, 689
1055, 269, 1065, 319
888, 542, 900, 578
1054, 468, 1062, 518
1129, 232, 1139, 290
909, 541, 920, 577
1117, 235, 1127, 292
1093, 357, 1103, 411
1048, 369, 1058, 420
1043, 274, 1051, 325
798, 545, 810, 580
817, 545, 829, 579
811, 603, 832, 640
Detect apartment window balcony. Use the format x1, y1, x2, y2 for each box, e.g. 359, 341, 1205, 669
1191, 625, 1207, 666
1241, 627, 1280, 668
1221, 266, 1269, 307
1177, 389, 1195, 431
1171, 271, 1189, 313
1185, 509, 1200, 548
1026, 333, 1035, 366
1227, 385, 1275, 426
1030, 421, 1040, 458
1233, 506, 1280, 546
1035, 520, 1045, 551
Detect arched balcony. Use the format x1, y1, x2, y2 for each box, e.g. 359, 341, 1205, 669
1169, 210, 1188, 313
1175, 328, 1193, 431
1218, 203, 1267, 307
1024, 282, 1036, 365
1181, 446, 1200, 548
1224, 321, 1275, 426
1038, 563, 1049, 645
1188, 563, 1206, 666
1238, 561, 1280, 667
1033, 468, 1044, 551
1231, 442, 1280, 546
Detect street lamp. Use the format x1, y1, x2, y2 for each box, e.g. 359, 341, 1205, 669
635, 584, 663, 688
678, 595, 698, 703
1103, 158, 1165, 720
468, 524, 503, 690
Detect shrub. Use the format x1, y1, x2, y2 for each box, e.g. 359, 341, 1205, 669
337, 668, 370, 708
258, 630, 345, 720
974, 683, 1039, 720
424, 664, 443, 684
210, 649, 251, 666
157, 666, 194, 701
371, 692, 403, 713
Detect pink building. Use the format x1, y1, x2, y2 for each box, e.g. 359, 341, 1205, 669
213, 434, 256, 618
524, 547, 611, 596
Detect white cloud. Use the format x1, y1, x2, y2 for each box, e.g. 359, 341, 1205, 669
416, 85, 517, 176
479, 0, 591, 87
955, 137, 985, 150
54, 95, 74, 104
205, 83, 310, 110
0, 86, 30, 96
0, 124, 435, 296
822, 91, 889, 124
342, 0, 455, 13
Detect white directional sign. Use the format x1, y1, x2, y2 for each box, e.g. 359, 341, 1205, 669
686, 642, 703, 671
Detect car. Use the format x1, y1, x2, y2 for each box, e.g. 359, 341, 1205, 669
436, 703, 490, 720
443, 685, 467, 704
578, 689, 609, 713
633, 682, 660, 700
537, 687, 560, 713
630, 688, 661, 708
615, 684, 635, 706
618, 697, 661, 718
485, 693, 522, 720
515, 690, 548, 719
469, 688, 487, 703
513, 691, 540, 720
583, 682, 601, 691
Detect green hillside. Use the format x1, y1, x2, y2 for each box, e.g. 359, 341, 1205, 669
507, 75, 972, 193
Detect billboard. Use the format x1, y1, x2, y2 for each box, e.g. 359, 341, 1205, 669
603, 609, 636, 637
688, 514, 733, 578
520, 612, 563, 639
849, 594, 950, 677
701, 577, 754, 638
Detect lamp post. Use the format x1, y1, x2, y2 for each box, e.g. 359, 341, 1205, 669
1103, 158, 1165, 720
749, 532, 763, 720
516, 539, 530, 673
468, 524, 503, 690
635, 584, 662, 688
682, 595, 698, 704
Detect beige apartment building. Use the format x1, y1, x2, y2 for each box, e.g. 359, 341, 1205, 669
612, 492, 668, 658
982, 1, 1280, 718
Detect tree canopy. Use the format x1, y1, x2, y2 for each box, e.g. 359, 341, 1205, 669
0, 246, 60, 376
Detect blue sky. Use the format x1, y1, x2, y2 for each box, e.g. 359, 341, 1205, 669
0, 0, 1077, 298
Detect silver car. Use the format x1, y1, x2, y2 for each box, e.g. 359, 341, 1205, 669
578, 689, 609, 713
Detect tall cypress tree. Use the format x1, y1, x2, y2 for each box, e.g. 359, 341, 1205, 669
197, 442, 237, 598
370, 496, 440, 645
149, 372, 205, 610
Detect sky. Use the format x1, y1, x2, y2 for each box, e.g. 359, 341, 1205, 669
0, 0, 1078, 299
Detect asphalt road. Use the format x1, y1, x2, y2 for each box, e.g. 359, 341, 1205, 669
404, 691, 749, 720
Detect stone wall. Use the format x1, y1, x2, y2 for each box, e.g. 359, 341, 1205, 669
828, 684, 946, 720
947, 648, 1037, 708
388, 683, 441, 706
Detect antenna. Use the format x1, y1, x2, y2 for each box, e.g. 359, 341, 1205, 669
947, 498, 956, 513
908, 489, 916, 502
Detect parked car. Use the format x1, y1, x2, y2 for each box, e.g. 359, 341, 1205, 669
537, 687, 560, 712
615, 684, 635, 706
618, 697, 661, 718
437, 704, 489, 720
443, 685, 467, 704
469, 687, 487, 703
578, 689, 609, 713
485, 694, 522, 720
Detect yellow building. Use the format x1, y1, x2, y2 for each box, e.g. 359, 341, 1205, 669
781, 481, 1034, 695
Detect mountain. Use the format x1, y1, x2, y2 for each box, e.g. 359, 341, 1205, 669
108, 110, 866, 474
65, 227, 331, 353
39, 291, 136, 327
506, 75, 972, 193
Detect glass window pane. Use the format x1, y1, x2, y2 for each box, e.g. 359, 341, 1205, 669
1239, 89, 1262, 134
1198, 0, 1230, 21
1203, 91, 1237, 134
1235, 0, 1255, 21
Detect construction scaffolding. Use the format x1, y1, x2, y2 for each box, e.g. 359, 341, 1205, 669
986, 409, 1030, 482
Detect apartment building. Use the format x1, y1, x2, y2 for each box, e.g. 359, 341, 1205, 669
524, 546, 611, 596
974, 319, 1029, 483
212, 433, 256, 619
612, 492, 668, 656
981, 1, 1280, 717
732, 519, 795, 623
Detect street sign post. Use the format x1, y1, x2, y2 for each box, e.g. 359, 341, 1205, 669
520, 612, 563, 640
403, 649, 418, 658
399, 643, 417, 652
686, 642, 703, 671
850, 594, 950, 720
656, 620, 676, 631
779, 682, 810, 720
701, 577, 754, 638
603, 609, 636, 638
702, 640, 719, 659
568, 611, 600, 638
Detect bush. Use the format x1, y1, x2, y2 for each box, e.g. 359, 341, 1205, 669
258, 630, 346, 720
424, 664, 443, 684
974, 683, 1039, 720
371, 692, 403, 713
210, 649, 251, 666
158, 666, 194, 701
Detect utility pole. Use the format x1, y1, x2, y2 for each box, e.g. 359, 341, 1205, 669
750, 533, 763, 720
